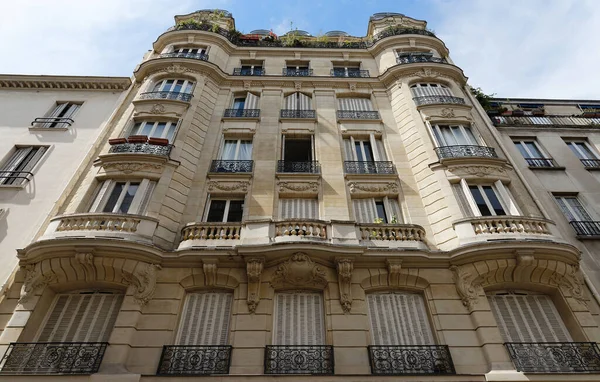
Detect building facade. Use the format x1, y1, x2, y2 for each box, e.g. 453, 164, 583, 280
0, 10, 599, 382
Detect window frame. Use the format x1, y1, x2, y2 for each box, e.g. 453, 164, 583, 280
513, 139, 549, 159
352, 196, 403, 224
89, 179, 155, 215
431, 124, 479, 147
0, 145, 48, 186
172, 46, 207, 55
151, 79, 195, 94
204, 198, 245, 223
553, 195, 594, 222
129, 120, 179, 142
457, 179, 520, 217
564, 140, 599, 160
220, 138, 253, 161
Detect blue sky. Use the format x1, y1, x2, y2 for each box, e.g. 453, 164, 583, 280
1, 0, 598, 99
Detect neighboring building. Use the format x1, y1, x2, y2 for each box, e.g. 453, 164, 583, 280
0, 9, 599, 381
0, 75, 131, 291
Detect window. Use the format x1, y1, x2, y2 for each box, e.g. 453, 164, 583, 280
353, 197, 402, 223
0, 146, 47, 186
565, 141, 598, 160
452, 180, 519, 217
176, 292, 232, 345
410, 83, 453, 97
279, 198, 318, 219
231, 93, 259, 110
331, 63, 366, 77
206, 199, 244, 222
469, 185, 506, 216
152, 79, 194, 94
343, 136, 387, 162
397, 51, 435, 63
554, 195, 593, 222
273, 292, 325, 345
129, 120, 178, 142
237, 61, 264, 76
284, 61, 311, 76
431, 125, 478, 147
221, 139, 252, 160
337, 98, 374, 112
89, 179, 155, 215
282, 136, 312, 162
513, 140, 556, 167
173, 46, 207, 55
33, 102, 81, 128
283, 92, 313, 110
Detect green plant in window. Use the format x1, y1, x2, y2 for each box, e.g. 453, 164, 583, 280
390, 215, 398, 224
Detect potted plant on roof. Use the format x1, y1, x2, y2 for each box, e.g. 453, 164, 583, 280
511, 107, 525, 116
532, 107, 545, 116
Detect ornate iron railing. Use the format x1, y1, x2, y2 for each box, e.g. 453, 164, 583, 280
181, 223, 242, 241
368, 345, 455, 375
282, 68, 313, 76
570, 221, 600, 236
336, 110, 381, 120
505, 342, 600, 373
397, 55, 448, 64
0, 342, 107, 375
156, 345, 232, 375
280, 109, 316, 119
413, 95, 466, 106
31, 117, 74, 127
138, 91, 192, 102
160, 52, 209, 61
435, 145, 498, 159
0, 171, 34, 185
492, 115, 600, 128
277, 161, 320, 173
581, 159, 600, 169
109, 142, 172, 156
209, 160, 254, 173
275, 220, 328, 238
264, 345, 334, 375
330, 69, 370, 78
524, 157, 558, 168
233, 68, 264, 76
344, 161, 395, 174
223, 109, 260, 118
358, 224, 426, 241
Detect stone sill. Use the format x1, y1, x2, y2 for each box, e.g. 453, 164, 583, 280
528, 166, 566, 171
29, 127, 69, 132
279, 117, 317, 122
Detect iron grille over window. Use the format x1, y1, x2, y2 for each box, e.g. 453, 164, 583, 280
264, 345, 334, 375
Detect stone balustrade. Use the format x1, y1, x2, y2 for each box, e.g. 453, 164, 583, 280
358, 224, 426, 241
470, 216, 551, 235
56, 214, 141, 232
181, 223, 242, 240
274, 220, 328, 239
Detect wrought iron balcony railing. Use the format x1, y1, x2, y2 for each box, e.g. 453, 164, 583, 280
492, 115, 600, 128
581, 158, 600, 169
277, 160, 321, 173
160, 52, 209, 61
138, 91, 192, 102
397, 55, 448, 65
344, 161, 396, 174
280, 109, 316, 119
31, 117, 74, 128
156, 345, 232, 375
570, 221, 600, 237
233, 68, 264, 76
434, 145, 498, 160
524, 157, 559, 168
282, 68, 313, 76
330, 69, 370, 78
0, 342, 107, 375
210, 160, 254, 173
109, 142, 173, 156
0, 171, 34, 185
264, 345, 334, 375
413, 95, 466, 106
368, 345, 455, 375
223, 109, 260, 118
336, 110, 381, 120
505, 342, 600, 373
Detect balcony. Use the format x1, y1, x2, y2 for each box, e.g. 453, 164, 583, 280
358, 224, 426, 242
108, 136, 172, 157
160, 52, 209, 61
275, 220, 328, 239
492, 114, 600, 128
397, 55, 448, 65
524, 157, 559, 168
344, 161, 396, 174
330, 69, 370, 78
0, 342, 107, 375
505, 342, 600, 373
470, 216, 551, 236
280, 109, 316, 119
282, 68, 313, 76
181, 222, 242, 241
368, 345, 455, 375
570, 221, 600, 237
156, 345, 232, 376
30, 117, 74, 128
233, 68, 264, 76
336, 110, 381, 120
434, 145, 498, 160
209, 160, 253, 173
223, 109, 260, 118
581, 158, 600, 169
264, 345, 334, 375
413, 95, 466, 106
138, 91, 192, 102
277, 161, 320, 173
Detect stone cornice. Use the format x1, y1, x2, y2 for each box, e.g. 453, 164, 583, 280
0, 75, 131, 91
380, 62, 468, 88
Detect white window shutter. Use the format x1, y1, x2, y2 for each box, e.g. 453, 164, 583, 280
89, 180, 114, 212
245, 93, 259, 109
0, 147, 32, 184
177, 292, 233, 345
386, 198, 402, 223
460, 179, 480, 217
274, 292, 324, 345
19, 147, 47, 178
494, 181, 520, 216
298, 93, 312, 109
343, 139, 355, 161
279, 199, 294, 219
280, 199, 317, 219
63, 104, 81, 119
284, 93, 297, 110
353, 198, 378, 223
374, 138, 388, 161
452, 183, 474, 217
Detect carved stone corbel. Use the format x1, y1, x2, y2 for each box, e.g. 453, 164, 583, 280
336, 258, 354, 313
202, 260, 218, 287
270, 253, 327, 290
246, 257, 264, 313
75, 251, 96, 282
450, 265, 483, 310
122, 263, 161, 306
19, 264, 57, 304
387, 259, 403, 286
551, 264, 586, 305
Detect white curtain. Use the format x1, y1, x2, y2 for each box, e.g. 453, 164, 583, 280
238, 140, 253, 160
221, 140, 237, 160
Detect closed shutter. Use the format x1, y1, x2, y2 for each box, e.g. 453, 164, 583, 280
411, 84, 454, 98
367, 293, 434, 345
40, 103, 68, 127
62, 103, 81, 119
274, 292, 324, 345
284, 93, 297, 110
298, 93, 312, 110
338, 98, 373, 111
452, 183, 474, 217
488, 294, 572, 343
177, 292, 233, 345
386, 198, 402, 223
38, 294, 123, 342
353, 198, 378, 223
280, 199, 318, 219
245, 93, 259, 109
0, 147, 32, 184
18, 147, 47, 179
343, 139, 355, 161
374, 139, 388, 161
89, 180, 114, 212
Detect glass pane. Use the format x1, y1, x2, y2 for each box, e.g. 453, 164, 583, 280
514, 142, 530, 158
165, 124, 176, 142
184, 82, 194, 94
238, 141, 253, 160
227, 201, 244, 222
152, 122, 167, 139
139, 122, 153, 136
375, 201, 387, 223
524, 142, 543, 157
172, 80, 184, 93
130, 122, 143, 136
163, 80, 174, 91
103, 182, 125, 213
233, 98, 245, 109
440, 126, 458, 146
152, 81, 163, 92
483, 186, 506, 215
207, 200, 227, 222
118, 183, 139, 213
450, 126, 468, 145
469, 186, 492, 216
565, 197, 592, 220
576, 142, 596, 159
462, 127, 478, 145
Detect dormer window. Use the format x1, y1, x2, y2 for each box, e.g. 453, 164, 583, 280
396, 51, 445, 64
234, 61, 264, 76
283, 61, 312, 76
331, 62, 368, 78
162, 46, 208, 61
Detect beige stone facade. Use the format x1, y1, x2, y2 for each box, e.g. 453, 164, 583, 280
0, 9, 599, 382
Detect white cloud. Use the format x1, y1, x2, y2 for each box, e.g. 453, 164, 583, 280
432, 0, 600, 99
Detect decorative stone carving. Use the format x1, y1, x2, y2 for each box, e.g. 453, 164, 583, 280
244, 81, 251, 89
349, 83, 357, 91
122, 263, 161, 306
448, 165, 506, 179
387, 259, 403, 286
246, 257, 264, 313
295, 81, 302, 90
75, 252, 96, 282
336, 258, 354, 313
551, 264, 586, 305
207, 181, 249, 192
441, 108, 455, 118
102, 162, 163, 174
271, 252, 328, 290
450, 265, 483, 310
150, 104, 166, 114
278, 181, 319, 193
19, 264, 57, 304
203, 260, 218, 287
348, 181, 398, 194
162, 64, 195, 75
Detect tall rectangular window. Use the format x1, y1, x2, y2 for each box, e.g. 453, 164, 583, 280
279, 198, 318, 219
89, 179, 155, 215
206, 199, 244, 222
469, 185, 506, 216
353, 197, 402, 224
273, 292, 325, 345
565, 140, 599, 160
452, 180, 519, 217
0, 146, 47, 186
34, 102, 81, 128
432, 125, 478, 146
130, 121, 178, 142
221, 139, 253, 161
176, 292, 232, 345
554, 195, 593, 222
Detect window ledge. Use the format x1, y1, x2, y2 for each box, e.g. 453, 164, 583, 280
576, 235, 600, 240
29, 127, 69, 132
221, 116, 261, 122
0, 184, 27, 190
528, 166, 566, 171
279, 117, 317, 122
584, 167, 600, 171
337, 118, 383, 124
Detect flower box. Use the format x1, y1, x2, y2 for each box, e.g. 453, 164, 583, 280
127, 135, 148, 143
147, 137, 170, 146
108, 138, 127, 145
512, 109, 525, 116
